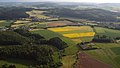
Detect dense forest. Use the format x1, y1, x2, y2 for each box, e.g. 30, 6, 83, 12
0, 29, 68, 67
0, 7, 32, 20
0, 45, 61, 68
44, 8, 120, 22
0, 31, 29, 45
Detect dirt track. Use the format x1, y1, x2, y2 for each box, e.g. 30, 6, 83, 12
76, 52, 111, 68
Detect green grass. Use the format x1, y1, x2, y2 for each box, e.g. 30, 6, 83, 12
85, 43, 120, 68
79, 37, 94, 42
31, 29, 63, 40
64, 44, 78, 55
52, 52, 61, 64
60, 55, 76, 68
60, 37, 75, 46
111, 47, 120, 55
30, 22, 47, 28
114, 56, 120, 65
94, 27, 120, 38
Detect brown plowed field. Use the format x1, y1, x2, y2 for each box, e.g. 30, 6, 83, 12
48, 22, 66, 27
76, 52, 111, 68
48, 21, 73, 27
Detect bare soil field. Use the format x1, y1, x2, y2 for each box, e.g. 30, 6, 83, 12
76, 52, 111, 68
47, 21, 73, 27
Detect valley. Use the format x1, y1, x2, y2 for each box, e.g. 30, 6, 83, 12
0, 2, 120, 68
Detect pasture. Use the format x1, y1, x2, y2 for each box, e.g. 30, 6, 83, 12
31, 29, 62, 40
94, 27, 120, 38
85, 43, 120, 68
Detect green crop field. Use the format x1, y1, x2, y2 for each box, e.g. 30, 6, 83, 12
79, 37, 94, 42
31, 29, 63, 40
94, 27, 120, 38
30, 22, 47, 28
111, 47, 120, 65
111, 47, 120, 55
85, 43, 120, 68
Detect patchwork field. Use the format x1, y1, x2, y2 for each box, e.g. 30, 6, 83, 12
26, 10, 50, 19
11, 20, 48, 29
48, 26, 95, 43
11, 20, 30, 28
85, 43, 120, 68
30, 22, 47, 28
31, 29, 79, 68
48, 26, 93, 32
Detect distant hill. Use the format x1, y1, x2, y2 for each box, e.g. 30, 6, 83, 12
45, 8, 120, 22
0, 7, 32, 20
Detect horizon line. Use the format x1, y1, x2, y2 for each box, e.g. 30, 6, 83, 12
0, 1, 120, 3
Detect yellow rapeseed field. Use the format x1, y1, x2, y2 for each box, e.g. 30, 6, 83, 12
48, 28, 75, 32
48, 26, 95, 39
48, 26, 93, 32
63, 32, 95, 38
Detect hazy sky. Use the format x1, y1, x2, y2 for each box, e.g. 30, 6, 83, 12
0, 0, 120, 3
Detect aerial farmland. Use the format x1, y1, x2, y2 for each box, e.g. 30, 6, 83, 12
0, 2, 120, 68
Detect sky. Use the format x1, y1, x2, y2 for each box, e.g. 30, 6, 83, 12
0, 0, 120, 3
